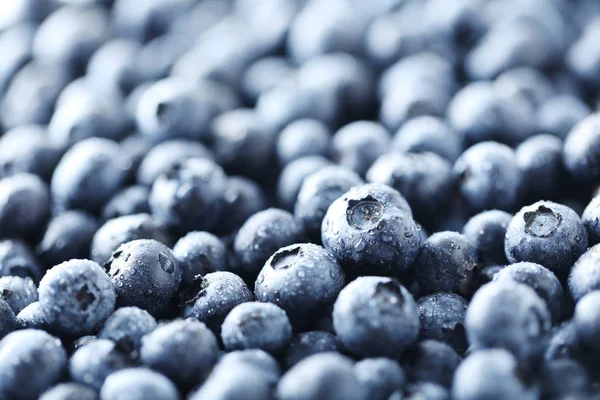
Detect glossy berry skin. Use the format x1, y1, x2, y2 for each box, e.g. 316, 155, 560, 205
392, 116, 463, 163
366, 152, 455, 225
0, 173, 50, 241
0, 276, 37, 314
277, 155, 333, 210
333, 276, 419, 359
494, 262, 565, 323
69, 339, 134, 390
101, 186, 150, 221
90, 214, 171, 265
36, 210, 98, 268
15, 301, 48, 330
582, 194, 600, 245
277, 119, 331, 166
0, 299, 16, 340
0, 329, 67, 400
573, 291, 600, 351
294, 166, 364, 242
417, 292, 468, 354
284, 331, 339, 369
504, 201, 588, 278
173, 231, 226, 288
140, 319, 218, 389
149, 157, 228, 234
0, 240, 43, 282
39, 259, 116, 335
103, 239, 181, 316
453, 141, 523, 213
354, 358, 405, 400
462, 210, 512, 265
255, 243, 345, 328
221, 302, 292, 356
136, 139, 213, 187
277, 353, 366, 400
215, 176, 267, 236
563, 113, 600, 182
233, 208, 305, 280
321, 183, 419, 278
182, 271, 253, 332
215, 349, 282, 384
516, 134, 565, 201
98, 306, 157, 350
99, 368, 179, 400
452, 349, 539, 400
536, 94, 590, 139
569, 244, 600, 301
332, 121, 390, 177
414, 231, 478, 296
39, 383, 98, 400
405, 340, 461, 388
465, 280, 551, 361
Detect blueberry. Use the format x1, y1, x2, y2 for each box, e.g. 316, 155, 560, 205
216, 176, 267, 236
242, 56, 293, 103
573, 291, 600, 350
221, 301, 292, 355
37, 211, 98, 268
0, 329, 67, 400
285, 331, 339, 369
98, 307, 157, 350
277, 156, 333, 210
295, 166, 364, 242
0, 173, 50, 241
51, 138, 130, 214
136, 139, 213, 187
173, 231, 227, 287
563, 113, 600, 182
0, 240, 43, 281
417, 292, 468, 354
403, 382, 450, 400
16, 301, 48, 330
493, 67, 556, 110
119, 135, 155, 184
276, 353, 366, 400
103, 239, 181, 316
99, 368, 180, 400
367, 152, 455, 226
255, 243, 344, 328
462, 210, 512, 265
414, 231, 478, 296
0, 276, 37, 314
567, 19, 600, 86
465, 280, 551, 361
545, 321, 584, 362
332, 121, 390, 177
209, 108, 276, 178
39, 259, 116, 335
91, 214, 171, 265
69, 339, 135, 390
32, 5, 109, 74
0, 299, 16, 339
0, 124, 62, 181
452, 349, 539, 400
333, 276, 419, 358
149, 157, 228, 234
583, 195, 600, 245
321, 183, 419, 277
40, 382, 98, 400
354, 357, 405, 400
453, 141, 523, 212
214, 349, 281, 385
86, 38, 141, 96
39, 383, 98, 400
140, 319, 218, 388
277, 119, 331, 166
392, 116, 463, 163
504, 201, 588, 278
0, 23, 35, 95
182, 271, 253, 331
539, 359, 592, 400
494, 262, 566, 322
101, 186, 150, 221
568, 244, 600, 301
70, 335, 97, 354
536, 94, 590, 139
233, 208, 304, 280
405, 340, 461, 388
515, 134, 565, 201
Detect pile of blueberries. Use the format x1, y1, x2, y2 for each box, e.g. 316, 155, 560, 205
6, 0, 600, 399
